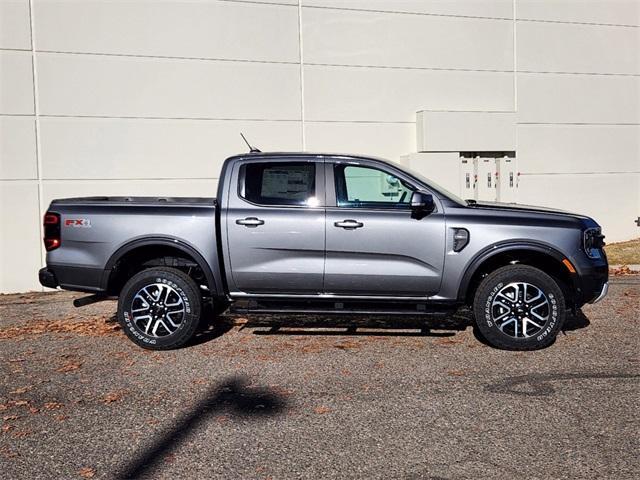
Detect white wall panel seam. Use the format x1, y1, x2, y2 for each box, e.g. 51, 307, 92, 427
0, 47, 31, 53
22, 51, 640, 78
301, 4, 512, 21
32, 50, 299, 66
214, 0, 298, 7
521, 172, 640, 175
516, 18, 639, 29
519, 122, 640, 126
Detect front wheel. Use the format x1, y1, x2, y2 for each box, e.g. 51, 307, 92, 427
473, 265, 566, 350
117, 267, 202, 350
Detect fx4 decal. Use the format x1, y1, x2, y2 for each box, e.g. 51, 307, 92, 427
65, 218, 91, 228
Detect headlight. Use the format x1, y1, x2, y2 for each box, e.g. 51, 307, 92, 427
583, 227, 605, 259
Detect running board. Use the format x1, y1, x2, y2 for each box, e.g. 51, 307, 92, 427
229, 298, 457, 316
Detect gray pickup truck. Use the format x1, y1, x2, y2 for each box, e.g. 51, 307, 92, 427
39, 152, 608, 351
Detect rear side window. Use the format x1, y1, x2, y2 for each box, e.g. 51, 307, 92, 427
241, 162, 316, 206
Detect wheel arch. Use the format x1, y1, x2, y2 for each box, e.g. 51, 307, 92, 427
458, 241, 578, 307
101, 236, 221, 297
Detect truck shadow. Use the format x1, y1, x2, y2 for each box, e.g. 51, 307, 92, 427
192, 308, 590, 345
471, 309, 591, 348
236, 309, 474, 338
233, 308, 591, 344
113, 376, 287, 479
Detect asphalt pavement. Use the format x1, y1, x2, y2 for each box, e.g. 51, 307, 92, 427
0, 276, 638, 479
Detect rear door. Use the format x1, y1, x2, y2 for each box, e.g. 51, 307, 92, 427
324, 160, 445, 296
224, 158, 325, 294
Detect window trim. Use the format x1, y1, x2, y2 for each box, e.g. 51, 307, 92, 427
237, 159, 324, 209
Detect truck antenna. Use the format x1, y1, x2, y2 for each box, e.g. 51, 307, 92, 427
240, 133, 261, 153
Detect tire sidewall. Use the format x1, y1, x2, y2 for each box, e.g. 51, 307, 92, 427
118, 268, 201, 349
475, 266, 565, 350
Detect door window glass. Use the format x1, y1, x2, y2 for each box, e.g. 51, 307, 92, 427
241, 162, 316, 206
335, 164, 414, 208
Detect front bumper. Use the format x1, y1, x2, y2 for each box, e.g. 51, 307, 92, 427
589, 281, 608, 304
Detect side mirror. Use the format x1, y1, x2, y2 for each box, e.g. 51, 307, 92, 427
410, 191, 435, 218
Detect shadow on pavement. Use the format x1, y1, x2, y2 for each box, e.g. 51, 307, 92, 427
485, 371, 640, 397
471, 309, 592, 348
562, 309, 591, 332
114, 376, 287, 479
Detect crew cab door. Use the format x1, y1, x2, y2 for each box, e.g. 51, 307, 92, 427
324, 160, 445, 296
223, 158, 325, 294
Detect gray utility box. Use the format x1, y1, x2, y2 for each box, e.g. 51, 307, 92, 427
402, 111, 518, 203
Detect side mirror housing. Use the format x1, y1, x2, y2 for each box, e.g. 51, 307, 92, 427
410, 191, 435, 218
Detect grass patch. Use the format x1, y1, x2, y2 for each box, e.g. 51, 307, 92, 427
605, 238, 640, 265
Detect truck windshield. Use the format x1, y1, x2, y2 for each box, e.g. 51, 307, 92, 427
395, 163, 467, 206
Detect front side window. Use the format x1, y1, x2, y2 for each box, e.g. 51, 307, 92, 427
241, 162, 316, 206
335, 164, 415, 209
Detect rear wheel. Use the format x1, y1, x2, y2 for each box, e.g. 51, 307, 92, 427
117, 267, 202, 350
473, 265, 566, 350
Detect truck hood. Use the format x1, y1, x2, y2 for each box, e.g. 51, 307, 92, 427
466, 200, 589, 219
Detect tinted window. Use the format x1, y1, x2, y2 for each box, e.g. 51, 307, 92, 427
335, 164, 414, 209
242, 162, 316, 206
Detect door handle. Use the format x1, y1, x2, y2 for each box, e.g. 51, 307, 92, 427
334, 219, 364, 229
236, 217, 265, 227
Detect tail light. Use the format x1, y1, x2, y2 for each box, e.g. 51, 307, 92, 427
43, 212, 61, 251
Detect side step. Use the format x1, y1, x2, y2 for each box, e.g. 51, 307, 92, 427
229, 298, 457, 316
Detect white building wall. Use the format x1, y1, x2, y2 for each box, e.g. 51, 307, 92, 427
0, 0, 638, 292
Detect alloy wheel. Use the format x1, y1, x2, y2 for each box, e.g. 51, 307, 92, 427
490, 282, 550, 338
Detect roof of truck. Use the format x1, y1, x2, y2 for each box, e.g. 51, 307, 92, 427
225, 152, 391, 163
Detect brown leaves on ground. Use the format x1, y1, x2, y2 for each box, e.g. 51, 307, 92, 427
57, 361, 82, 373
610, 265, 640, 276
0, 316, 120, 340
103, 390, 127, 404
435, 337, 463, 347
78, 467, 96, 478
314, 406, 331, 414
43, 402, 64, 410
10, 386, 32, 395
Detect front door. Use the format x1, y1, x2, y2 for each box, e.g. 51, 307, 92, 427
324, 161, 445, 296
225, 159, 325, 294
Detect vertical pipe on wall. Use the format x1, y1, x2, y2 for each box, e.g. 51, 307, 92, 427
28, 0, 44, 289
298, 0, 306, 150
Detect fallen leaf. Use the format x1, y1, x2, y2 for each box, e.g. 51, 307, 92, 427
57, 362, 82, 373
79, 467, 96, 478
314, 406, 331, 415
103, 391, 126, 404
43, 402, 64, 410
10, 386, 32, 395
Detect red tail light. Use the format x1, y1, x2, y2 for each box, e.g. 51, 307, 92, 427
43, 212, 61, 251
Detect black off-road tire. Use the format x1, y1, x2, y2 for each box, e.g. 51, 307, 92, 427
473, 265, 566, 351
117, 267, 202, 350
